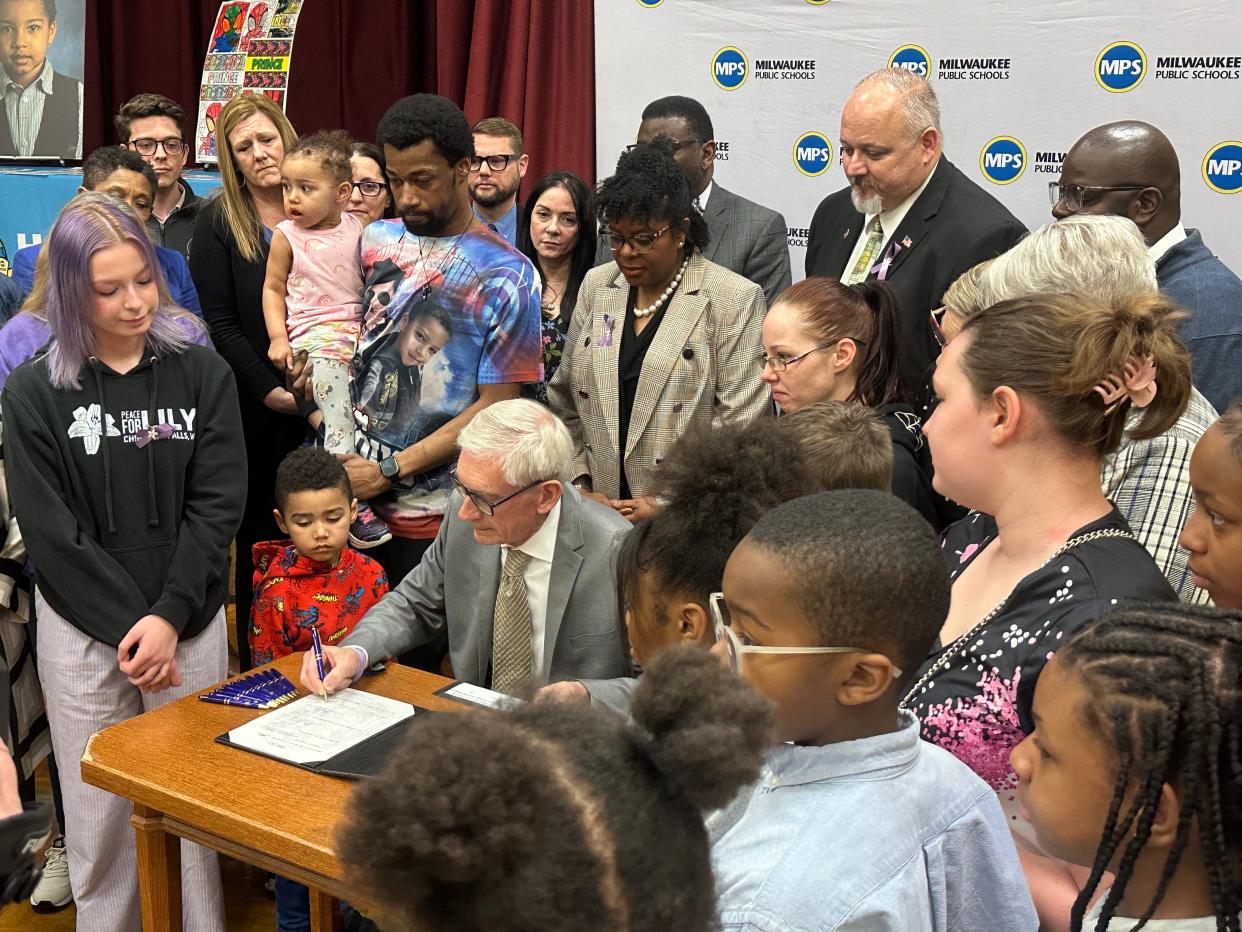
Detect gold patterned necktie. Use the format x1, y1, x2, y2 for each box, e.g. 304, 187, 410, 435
846, 217, 884, 285
492, 548, 534, 695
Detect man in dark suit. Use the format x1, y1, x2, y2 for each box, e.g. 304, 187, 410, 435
302, 399, 632, 697
806, 69, 1026, 391
1053, 120, 1242, 414
598, 95, 792, 305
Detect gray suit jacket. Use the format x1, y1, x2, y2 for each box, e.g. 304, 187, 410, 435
595, 183, 792, 305
700, 183, 792, 306
548, 251, 771, 499
341, 484, 631, 686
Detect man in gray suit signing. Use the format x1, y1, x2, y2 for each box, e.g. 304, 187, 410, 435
597, 96, 792, 305
301, 399, 632, 696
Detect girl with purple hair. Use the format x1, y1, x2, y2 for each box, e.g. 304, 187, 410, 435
0, 192, 246, 931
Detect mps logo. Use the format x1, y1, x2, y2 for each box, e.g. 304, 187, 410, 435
888, 45, 930, 79
1202, 141, 1242, 194
634, 0, 665, 7
980, 136, 1026, 185
793, 132, 833, 177
1096, 41, 1146, 92
712, 47, 748, 90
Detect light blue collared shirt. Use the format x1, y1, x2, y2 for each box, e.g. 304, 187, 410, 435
708, 712, 1038, 932
473, 201, 519, 246
3, 61, 79, 157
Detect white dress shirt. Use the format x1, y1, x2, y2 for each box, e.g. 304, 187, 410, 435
347, 498, 565, 684
498, 498, 562, 681
695, 179, 715, 213
840, 163, 938, 279
1148, 222, 1187, 265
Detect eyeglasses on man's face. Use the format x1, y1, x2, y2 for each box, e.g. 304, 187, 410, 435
469, 154, 516, 173
1047, 181, 1148, 212
626, 137, 702, 154
130, 137, 185, 157
350, 180, 387, 198
450, 465, 547, 517
709, 593, 900, 676
603, 224, 670, 255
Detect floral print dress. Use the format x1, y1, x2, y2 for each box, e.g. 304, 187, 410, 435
902, 508, 1176, 835
531, 313, 568, 406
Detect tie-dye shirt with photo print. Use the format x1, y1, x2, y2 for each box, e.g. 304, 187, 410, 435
350, 220, 541, 537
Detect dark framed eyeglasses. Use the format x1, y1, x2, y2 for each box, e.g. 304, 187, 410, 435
603, 224, 671, 255
450, 465, 548, 516
350, 180, 388, 198
625, 138, 703, 153
1047, 182, 1149, 211
130, 137, 185, 157
759, 337, 866, 373
469, 154, 516, 173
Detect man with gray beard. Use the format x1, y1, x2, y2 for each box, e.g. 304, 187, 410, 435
805, 68, 1025, 392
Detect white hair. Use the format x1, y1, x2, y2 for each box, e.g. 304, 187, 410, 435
457, 399, 574, 486
854, 67, 942, 141
981, 214, 1157, 308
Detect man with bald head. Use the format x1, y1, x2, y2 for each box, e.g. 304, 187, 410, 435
1055, 121, 1242, 413
806, 68, 1026, 391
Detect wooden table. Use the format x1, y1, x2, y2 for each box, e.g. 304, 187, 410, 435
81, 654, 461, 932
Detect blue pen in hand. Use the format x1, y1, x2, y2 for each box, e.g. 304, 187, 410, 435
310, 624, 328, 701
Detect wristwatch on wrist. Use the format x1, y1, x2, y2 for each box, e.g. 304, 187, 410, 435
379, 456, 401, 480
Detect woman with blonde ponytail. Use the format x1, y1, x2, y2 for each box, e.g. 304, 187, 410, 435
903, 290, 1189, 931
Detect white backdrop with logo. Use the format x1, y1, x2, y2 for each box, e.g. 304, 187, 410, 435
594, 0, 1242, 278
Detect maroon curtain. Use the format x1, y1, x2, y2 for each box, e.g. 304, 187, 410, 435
84, 0, 595, 191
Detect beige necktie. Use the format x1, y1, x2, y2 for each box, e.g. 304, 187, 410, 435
492, 548, 534, 695
846, 218, 884, 285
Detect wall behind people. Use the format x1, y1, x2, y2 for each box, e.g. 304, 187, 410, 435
594, 1, 1242, 277
79, 0, 594, 197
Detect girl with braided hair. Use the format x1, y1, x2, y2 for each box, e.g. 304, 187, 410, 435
1180, 401, 1242, 609
1011, 604, 1241, 931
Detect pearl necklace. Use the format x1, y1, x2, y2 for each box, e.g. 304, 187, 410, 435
634, 257, 690, 318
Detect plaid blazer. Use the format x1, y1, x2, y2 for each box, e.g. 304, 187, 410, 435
548, 251, 770, 499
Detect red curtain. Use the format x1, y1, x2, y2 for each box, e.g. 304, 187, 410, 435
83, 0, 595, 193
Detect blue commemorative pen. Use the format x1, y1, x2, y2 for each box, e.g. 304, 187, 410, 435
310, 624, 328, 701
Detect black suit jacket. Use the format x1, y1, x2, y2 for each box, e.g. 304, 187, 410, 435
805, 157, 1026, 390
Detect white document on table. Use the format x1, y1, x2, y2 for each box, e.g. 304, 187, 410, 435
226, 689, 415, 765
438, 681, 523, 710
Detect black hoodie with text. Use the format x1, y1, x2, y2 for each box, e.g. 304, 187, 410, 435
1, 343, 246, 647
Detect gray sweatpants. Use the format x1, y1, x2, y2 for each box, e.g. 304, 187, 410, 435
35, 589, 227, 932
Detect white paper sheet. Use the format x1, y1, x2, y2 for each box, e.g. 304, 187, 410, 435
226, 689, 415, 765
440, 682, 523, 711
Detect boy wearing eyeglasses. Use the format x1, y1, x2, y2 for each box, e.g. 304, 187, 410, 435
114, 93, 200, 259
708, 490, 1036, 932
0, 0, 82, 159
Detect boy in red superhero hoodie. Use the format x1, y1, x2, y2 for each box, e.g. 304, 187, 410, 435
251, 446, 388, 668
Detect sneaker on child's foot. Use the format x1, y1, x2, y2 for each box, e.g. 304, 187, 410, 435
30, 835, 72, 912
349, 505, 392, 549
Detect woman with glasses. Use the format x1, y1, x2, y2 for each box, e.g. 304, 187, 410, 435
516, 171, 595, 405
346, 141, 394, 227
761, 276, 939, 526
189, 94, 306, 669
547, 141, 768, 523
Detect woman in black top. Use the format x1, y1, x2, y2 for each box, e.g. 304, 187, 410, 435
189, 94, 305, 668
547, 142, 769, 523
759, 276, 939, 526
903, 290, 1191, 926
516, 171, 594, 404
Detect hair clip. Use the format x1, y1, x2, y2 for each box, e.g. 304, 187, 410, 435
1092, 355, 1157, 415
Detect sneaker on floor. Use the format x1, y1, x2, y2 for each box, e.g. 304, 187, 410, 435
349, 505, 392, 550
30, 835, 72, 912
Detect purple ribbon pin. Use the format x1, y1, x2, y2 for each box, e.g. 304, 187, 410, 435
869, 239, 905, 282
599, 313, 616, 348
134, 424, 175, 448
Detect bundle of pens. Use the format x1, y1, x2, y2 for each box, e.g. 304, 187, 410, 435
200, 669, 298, 709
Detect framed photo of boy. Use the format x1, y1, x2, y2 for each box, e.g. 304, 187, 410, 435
0, 0, 84, 160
